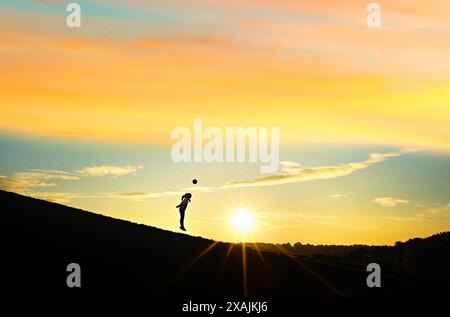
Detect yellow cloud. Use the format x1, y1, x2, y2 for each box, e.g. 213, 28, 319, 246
0, 171, 79, 191
77, 165, 142, 177
373, 197, 410, 208
0, 165, 144, 203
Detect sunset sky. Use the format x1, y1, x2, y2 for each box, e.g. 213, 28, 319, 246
1, 0, 449, 245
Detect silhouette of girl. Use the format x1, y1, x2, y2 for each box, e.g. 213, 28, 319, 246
176, 193, 191, 231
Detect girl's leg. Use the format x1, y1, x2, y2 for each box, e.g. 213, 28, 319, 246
179, 208, 185, 229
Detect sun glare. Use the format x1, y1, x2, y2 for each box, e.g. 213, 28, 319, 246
231, 208, 255, 232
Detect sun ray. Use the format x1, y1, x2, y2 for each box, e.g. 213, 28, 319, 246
218, 242, 235, 276
223, 243, 234, 265
252, 242, 269, 271
241, 242, 248, 297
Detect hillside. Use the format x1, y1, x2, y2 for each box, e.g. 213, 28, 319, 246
2, 190, 449, 296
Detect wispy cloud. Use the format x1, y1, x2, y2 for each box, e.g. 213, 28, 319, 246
0, 165, 142, 191
0, 170, 79, 191
105, 191, 181, 201
77, 165, 142, 177
382, 202, 450, 222
419, 202, 450, 219
373, 197, 410, 208
329, 194, 344, 199
223, 152, 402, 189
0, 164, 144, 203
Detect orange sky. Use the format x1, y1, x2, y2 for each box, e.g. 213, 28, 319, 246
0, 0, 449, 150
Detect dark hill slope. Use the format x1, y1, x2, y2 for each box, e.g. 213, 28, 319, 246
2, 190, 448, 296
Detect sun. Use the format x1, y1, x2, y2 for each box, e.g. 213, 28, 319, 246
231, 208, 255, 232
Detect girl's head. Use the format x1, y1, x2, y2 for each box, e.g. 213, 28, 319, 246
183, 193, 192, 199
